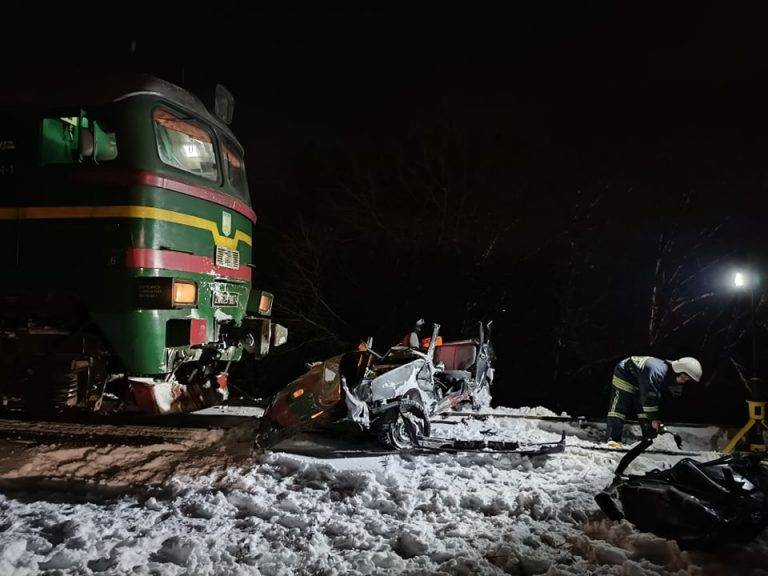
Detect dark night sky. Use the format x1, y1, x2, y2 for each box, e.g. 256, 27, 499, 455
7, 4, 766, 201
5, 3, 768, 420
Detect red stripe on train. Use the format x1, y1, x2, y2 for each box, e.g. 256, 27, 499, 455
125, 248, 251, 281
73, 170, 258, 223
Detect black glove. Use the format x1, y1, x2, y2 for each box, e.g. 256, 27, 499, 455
640, 420, 658, 439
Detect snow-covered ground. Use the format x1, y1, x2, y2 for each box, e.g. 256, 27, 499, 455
0, 408, 765, 575
191, 405, 266, 418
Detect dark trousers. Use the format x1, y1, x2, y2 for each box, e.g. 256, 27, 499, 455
606, 386, 642, 442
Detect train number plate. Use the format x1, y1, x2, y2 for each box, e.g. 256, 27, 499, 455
215, 246, 240, 270
212, 291, 239, 307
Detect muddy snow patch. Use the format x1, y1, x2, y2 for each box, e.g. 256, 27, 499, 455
0, 421, 257, 487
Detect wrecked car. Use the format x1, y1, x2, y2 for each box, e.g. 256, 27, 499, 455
595, 428, 768, 548
260, 322, 494, 449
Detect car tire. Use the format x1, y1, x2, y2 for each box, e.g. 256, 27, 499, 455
377, 398, 430, 450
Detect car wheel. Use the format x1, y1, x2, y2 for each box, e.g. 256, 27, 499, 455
377, 398, 430, 450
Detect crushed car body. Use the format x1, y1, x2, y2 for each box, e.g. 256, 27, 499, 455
261, 321, 566, 455
261, 322, 493, 447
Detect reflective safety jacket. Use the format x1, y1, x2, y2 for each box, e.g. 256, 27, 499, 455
611, 356, 674, 420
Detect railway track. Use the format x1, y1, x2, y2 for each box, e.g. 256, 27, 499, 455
0, 410, 263, 486
0, 407, 264, 446
0, 408, 728, 454
0, 419, 210, 446
0, 409, 724, 489
442, 411, 730, 429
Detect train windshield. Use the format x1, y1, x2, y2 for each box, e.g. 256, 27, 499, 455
153, 108, 218, 182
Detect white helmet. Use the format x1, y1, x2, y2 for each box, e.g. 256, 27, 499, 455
669, 357, 703, 382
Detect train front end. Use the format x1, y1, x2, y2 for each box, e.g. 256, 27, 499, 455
0, 76, 286, 413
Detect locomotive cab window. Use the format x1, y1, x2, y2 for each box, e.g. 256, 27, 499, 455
153, 108, 218, 181
222, 139, 249, 201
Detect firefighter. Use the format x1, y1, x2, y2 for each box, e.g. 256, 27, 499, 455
400, 318, 425, 348
606, 356, 702, 447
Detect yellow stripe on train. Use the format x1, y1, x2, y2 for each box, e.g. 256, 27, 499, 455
0, 205, 252, 249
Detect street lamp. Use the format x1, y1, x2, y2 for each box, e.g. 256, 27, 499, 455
722, 268, 766, 453
732, 270, 757, 377
731, 269, 757, 376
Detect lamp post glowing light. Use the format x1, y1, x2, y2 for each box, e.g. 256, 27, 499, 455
731, 268, 758, 376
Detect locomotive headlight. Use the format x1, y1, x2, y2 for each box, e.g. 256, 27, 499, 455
173, 280, 197, 306
258, 292, 274, 315
136, 277, 198, 309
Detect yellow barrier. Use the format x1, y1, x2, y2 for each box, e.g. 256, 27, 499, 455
722, 400, 768, 453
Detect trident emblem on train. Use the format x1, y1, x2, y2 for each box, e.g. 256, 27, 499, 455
222, 211, 232, 236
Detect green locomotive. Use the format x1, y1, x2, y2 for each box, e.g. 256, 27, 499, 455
0, 75, 285, 413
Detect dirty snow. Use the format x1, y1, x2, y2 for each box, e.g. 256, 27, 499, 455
0, 406, 765, 575
487, 405, 568, 418
0, 421, 258, 486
